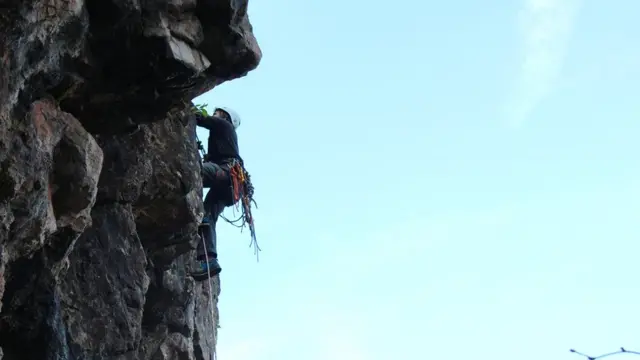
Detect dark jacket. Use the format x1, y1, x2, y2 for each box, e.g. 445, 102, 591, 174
195, 113, 242, 165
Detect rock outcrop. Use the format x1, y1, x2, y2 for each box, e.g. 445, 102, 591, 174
0, 0, 261, 358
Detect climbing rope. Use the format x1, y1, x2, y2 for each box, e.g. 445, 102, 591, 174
200, 224, 217, 360
222, 159, 261, 261
195, 132, 217, 360
193, 113, 259, 358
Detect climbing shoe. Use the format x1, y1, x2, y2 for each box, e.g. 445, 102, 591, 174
192, 257, 222, 281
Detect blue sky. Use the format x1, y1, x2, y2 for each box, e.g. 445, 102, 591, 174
193, 1, 640, 359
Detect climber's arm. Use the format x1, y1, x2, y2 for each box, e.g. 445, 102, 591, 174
195, 113, 229, 130
195, 113, 215, 130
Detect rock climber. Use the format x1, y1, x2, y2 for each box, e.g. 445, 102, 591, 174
190, 106, 258, 281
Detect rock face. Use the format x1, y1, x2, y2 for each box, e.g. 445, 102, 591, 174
0, 0, 261, 359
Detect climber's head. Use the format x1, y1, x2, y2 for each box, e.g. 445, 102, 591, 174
214, 107, 241, 130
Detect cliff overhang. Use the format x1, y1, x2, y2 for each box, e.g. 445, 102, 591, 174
0, 0, 261, 358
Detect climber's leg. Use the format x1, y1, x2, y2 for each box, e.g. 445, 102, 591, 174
192, 201, 224, 281
196, 213, 217, 260
201, 161, 228, 189
192, 162, 233, 280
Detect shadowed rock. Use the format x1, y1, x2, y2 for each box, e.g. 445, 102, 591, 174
1, 97, 102, 261
0, 0, 261, 358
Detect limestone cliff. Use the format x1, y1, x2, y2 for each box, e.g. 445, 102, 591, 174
0, 0, 261, 359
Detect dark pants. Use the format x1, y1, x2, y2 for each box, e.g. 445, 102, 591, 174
197, 162, 232, 259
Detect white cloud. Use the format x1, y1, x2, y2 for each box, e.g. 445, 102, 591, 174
216, 336, 280, 360
312, 311, 372, 360
320, 333, 370, 360
507, 0, 580, 127
214, 307, 373, 360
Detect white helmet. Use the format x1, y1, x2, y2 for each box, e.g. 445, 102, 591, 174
216, 106, 241, 129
